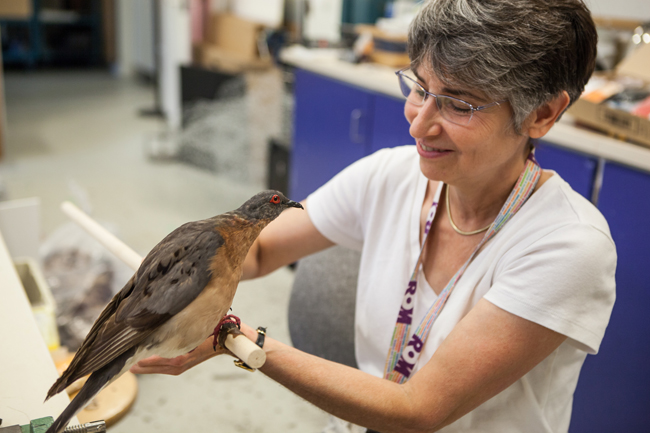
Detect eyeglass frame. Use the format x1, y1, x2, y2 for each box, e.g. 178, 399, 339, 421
395, 67, 506, 126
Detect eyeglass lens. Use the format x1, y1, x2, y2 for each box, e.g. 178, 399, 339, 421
397, 73, 474, 125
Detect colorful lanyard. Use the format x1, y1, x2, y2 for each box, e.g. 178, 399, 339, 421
384, 155, 541, 383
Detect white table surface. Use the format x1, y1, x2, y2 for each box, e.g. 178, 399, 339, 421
0, 230, 76, 427
281, 45, 650, 173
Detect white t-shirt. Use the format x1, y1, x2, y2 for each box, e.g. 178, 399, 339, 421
307, 145, 616, 433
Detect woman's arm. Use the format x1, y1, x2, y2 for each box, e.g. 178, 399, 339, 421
242, 200, 335, 280
132, 299, 566, 433
252, 299, 566, 432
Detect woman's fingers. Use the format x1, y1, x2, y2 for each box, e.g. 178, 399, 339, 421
133, 355, 172, 367
130, 337, 225, 375
130, 353, 191, 375
130, 362, 184, 376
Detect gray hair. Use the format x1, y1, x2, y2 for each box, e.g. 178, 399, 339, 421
408, 0, 597, 133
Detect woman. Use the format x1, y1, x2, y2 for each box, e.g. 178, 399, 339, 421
133, 0, 616, 431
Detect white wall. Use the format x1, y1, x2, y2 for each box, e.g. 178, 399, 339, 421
586, 0, 650, 21
304, 0, 343, 42
115, 0, 190, 128
159, 0, 191, 129
132, 0, 156, 75
115, 0, 135, 77
233, 0, 285, 27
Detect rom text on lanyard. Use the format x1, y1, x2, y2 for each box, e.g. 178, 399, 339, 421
383, 155, 541, 384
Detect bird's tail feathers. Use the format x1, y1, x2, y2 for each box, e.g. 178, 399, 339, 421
45, 346, 137, 432
46, 363, 91, 401
45, 371, 107, 433
45, 374, 72, 402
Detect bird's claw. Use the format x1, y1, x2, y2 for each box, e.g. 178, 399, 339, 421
212, 314, 242, 351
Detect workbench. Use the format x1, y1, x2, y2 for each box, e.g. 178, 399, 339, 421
0, 230, 76, 428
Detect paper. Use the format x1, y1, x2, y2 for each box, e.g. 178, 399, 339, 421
233, 0, 284, 28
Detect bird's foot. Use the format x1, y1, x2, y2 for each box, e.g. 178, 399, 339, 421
212, 314, 241, 351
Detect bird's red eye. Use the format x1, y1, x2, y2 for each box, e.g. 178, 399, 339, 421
270, 195, 281, 204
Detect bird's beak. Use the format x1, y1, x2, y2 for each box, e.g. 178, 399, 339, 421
287, 200, 304, 210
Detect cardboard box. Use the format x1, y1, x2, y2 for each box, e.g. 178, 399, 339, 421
370, 50, 410, 68
356, 24, 410, 68
196, 44, 272, 74
199, 13, 271, 73
592, 16, 644, 32
567, 43, 650, 148
0, 0, 32, 18
206, 13, 261, 60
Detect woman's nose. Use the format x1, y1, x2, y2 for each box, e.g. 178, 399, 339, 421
406, 96, 443, 139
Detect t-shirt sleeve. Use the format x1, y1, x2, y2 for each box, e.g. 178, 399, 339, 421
484, 223, 617, 354
306, 150, 384, 251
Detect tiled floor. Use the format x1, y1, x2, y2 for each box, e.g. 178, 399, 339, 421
1, 69, 328, 432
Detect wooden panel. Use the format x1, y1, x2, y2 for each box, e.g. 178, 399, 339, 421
102, 0, 116, 64
0, 0, 32, 19
0, 26, 5, 160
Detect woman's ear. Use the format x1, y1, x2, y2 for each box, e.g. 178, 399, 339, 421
526, 91, 571, 139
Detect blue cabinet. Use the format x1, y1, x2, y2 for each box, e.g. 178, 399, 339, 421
535, 141, 599, 201
371, 94, 414, 153
291, 69, 373, 200
290, 69, 412, 200
569, 162, 650, 433
533, 142, 650, 431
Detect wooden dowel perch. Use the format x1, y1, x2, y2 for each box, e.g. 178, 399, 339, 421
60, 201, 266, 370
60, 202, 142, 271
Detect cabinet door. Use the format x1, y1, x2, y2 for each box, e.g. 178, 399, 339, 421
569, 162, 650, 433
535, 141, 598, 201
370, 94, 414, 153
290, 69, 372, 201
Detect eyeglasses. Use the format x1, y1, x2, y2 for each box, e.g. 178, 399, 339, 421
395, 68, 504, 126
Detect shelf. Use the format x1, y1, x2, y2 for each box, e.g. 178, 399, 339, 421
0, 18, 32, 24
1, 0, 103, 67
39, 18, 96, 26
39, 9, 96, 26
2, 50, 33, 63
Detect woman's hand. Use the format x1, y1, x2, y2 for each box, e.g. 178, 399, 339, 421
129, 321, 261, 376
130, 336, 227, 376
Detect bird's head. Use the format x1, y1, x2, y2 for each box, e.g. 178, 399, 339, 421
237, 190, 303, 222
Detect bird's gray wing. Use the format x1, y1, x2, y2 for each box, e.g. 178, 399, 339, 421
49, 219, 224, 397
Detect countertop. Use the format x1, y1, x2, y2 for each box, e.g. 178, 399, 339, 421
280, 45, 650, 173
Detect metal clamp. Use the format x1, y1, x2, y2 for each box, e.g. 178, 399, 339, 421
64, 421, 106, 433
234, 359, 255, 372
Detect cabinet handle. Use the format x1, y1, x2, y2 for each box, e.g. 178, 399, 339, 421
349, 109, 364, 144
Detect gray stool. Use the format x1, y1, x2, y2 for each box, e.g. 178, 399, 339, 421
288, 246, 361, 368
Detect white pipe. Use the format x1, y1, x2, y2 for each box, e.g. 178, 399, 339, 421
60, 201, 265, 370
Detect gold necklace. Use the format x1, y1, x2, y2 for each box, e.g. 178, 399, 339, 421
446, 186, 491, 236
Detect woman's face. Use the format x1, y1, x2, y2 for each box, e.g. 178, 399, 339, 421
404, 67, 529, 188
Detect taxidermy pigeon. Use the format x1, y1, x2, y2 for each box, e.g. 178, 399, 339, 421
44, 190, 303, 433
